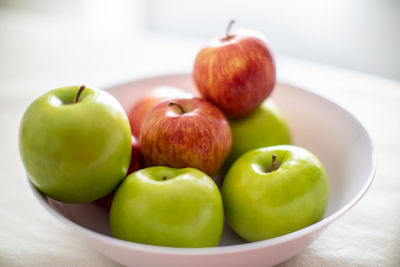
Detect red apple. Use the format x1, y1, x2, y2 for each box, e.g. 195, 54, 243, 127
193, 21, 276, 118
140, 98, 232, 177
94, 135, 145, 209
126, 135, 145, 175
129, 86, 193, 138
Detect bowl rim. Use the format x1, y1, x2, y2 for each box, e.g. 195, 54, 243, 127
29, 73, 377, 255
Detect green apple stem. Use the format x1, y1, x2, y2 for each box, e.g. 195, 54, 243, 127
74, 85, 86, 103
168, 101, 185, 114
225, 19, 235, 40
271, 154, 278, 171
162, 176, 167, 181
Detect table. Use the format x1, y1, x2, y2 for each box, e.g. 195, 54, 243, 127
1, 9, 399, 266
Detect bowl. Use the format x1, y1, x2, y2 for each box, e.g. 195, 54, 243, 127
28, 74, 376, 267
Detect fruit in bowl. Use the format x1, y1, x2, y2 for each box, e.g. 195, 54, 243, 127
222, 145, 330, 242
94, 135, 145, 209
140, 97, 232, 177
193, 21, 276, 118
25, 75, 376, 267
19, 85, 132, 203
223, 100, 291, 171
17, 19, 351, 266
129, 86, 193, 138
110, 166, 224, 247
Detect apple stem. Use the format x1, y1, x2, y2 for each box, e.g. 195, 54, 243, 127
168, 101, 185, 114
225, 19, 235, 39
271, 154, 278, 171
162, 176, 167, 181
74, 85, 86, 103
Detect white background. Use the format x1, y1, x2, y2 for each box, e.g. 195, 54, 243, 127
0, 0, 399, 81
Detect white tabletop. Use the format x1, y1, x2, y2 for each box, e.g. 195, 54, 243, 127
1, 9, 399, 267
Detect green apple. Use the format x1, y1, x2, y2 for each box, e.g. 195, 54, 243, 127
19, 85, 132, 203
222, 145, 329, 242
224, 100, 291, 170
110, 166, 224, 247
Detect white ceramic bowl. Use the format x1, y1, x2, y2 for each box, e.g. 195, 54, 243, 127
29, 74, 376, 267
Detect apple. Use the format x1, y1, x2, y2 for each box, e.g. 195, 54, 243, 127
94, 135, 145, 209
223, 100, 291, 170
222, 145, 329, 242
129, 86, 193, 138
140, 97, 232, 177
110, 166, 224, 247
19, 85, 132, 203
193, 21, 276, 118
127, 135, 146, 175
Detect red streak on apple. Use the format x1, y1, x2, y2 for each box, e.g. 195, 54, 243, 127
193, 33, 276, 118
128, 86, 193, 138
140, 98, 232, 177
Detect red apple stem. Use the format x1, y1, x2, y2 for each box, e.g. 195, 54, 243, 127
74, 85, 86, 103
271, 154, 278, 171
168, 101, 185, 114
226, 19, 235, 39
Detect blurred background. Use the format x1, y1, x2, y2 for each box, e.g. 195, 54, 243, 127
0, 0, 399, 99
1, 2, 400, 266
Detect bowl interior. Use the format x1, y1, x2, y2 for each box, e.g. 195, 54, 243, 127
30, 74, 375, 250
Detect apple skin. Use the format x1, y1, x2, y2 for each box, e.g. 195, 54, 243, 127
224, 100, 291, 170
140, 97, 232, 177
110, 166, 224, 247
222, 145, 329, 242
19, 85, 132, 203
193, 29, 276, 118
94, 135, 145, 209
127, 135, 145, 175
129, 86, 193, 138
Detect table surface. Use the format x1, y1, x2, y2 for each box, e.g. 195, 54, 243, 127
1, 9, 400, 267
